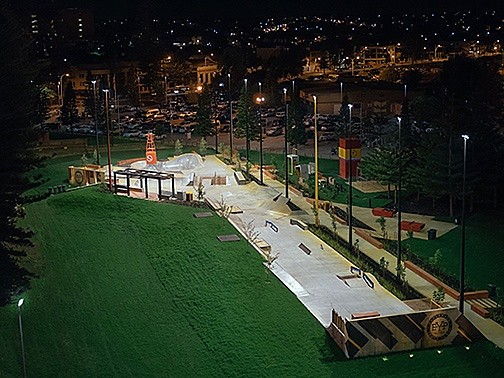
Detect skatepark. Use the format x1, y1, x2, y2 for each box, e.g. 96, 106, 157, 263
99, 150, 503, 357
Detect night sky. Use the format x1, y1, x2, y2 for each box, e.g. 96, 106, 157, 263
17, 0, 502, 19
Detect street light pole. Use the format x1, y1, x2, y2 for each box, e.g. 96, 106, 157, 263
91, 80, 100, 165
256, 92, 265, 184
460, 134, 469, 313
283, 87, 289, 198
228, 73, 233, 162
314, 95, 319, 227
103, 89, 112, 192
396, 117, 403, 279
164, 75, 168, 109
58, 73, 69, 107
244, 79, 250, 176
113, 74, 119, 131
348, 103, 353, 251
137, 75, 141, 106
258, 81, 263, 183
18, 298, 27, 378
340, 82, 343, 103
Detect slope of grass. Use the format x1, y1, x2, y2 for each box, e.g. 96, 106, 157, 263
1, 188, 503, 376
407, 210, 504, 291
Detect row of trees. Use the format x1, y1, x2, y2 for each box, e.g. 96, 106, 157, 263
360, 56, 504, 215
194, 78, 309, 164
0, 7, 44, 304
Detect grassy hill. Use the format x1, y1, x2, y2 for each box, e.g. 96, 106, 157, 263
0, 188, 502, 376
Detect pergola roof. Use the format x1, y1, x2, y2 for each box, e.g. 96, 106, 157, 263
115, 168, 174, 180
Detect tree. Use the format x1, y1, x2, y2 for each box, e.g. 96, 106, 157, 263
34, 85, 52, 126
406, 132, 453, 208
60, 82, 78, 125
195, 88, 214, 137
286, 91, 307, 147
428, 249, 444, 277
196, 181, 205, 201
379, 66, 400, 82
432, 287, 445, 307
360, 147, 399, 198
329, 203, 339, 240
261, 47, 306, 81
0, 6, 43, 304
162, 58, 193, 87
198, 137, 208, 156
235, 87, 260, 172
376, 217, 387, 240
174, 139, 183, 156
339, 94, 350, 128
125, 68, 140, 107
379, 257, 390, 276
410, 56, 504, 214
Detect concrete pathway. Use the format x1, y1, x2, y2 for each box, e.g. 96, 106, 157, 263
252, 166, 504, 349
116, 155, 504, 349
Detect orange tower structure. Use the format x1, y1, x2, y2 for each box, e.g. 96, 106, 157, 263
145, 132, 157, 165
338, 137, 361, 178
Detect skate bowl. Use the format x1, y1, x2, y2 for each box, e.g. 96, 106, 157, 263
130, 153, 204, 172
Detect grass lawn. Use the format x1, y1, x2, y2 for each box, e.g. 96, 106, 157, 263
0, 188, 503, 376
244, 150, 392, 208
408, 210, 504, 291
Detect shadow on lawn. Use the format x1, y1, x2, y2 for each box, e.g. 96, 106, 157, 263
320, 333, 347, 362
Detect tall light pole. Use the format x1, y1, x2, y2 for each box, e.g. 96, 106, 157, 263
396, 117, 403, 279
113, 74, 119, 132
228, 73, 233, 162
283, 87, 289, 198
348, 103, 353, 251
164, 75, 168, 108
256, 94, 265, 184
460, 134, 469, 313
404, 84, 407, 100
244, 79, 250, 176
103, 89, 112, 192
314, 95, 320, 227
91, 80, 100, 165
340, 82, 343, 103
18, 298, 27, 378
137, 75, 141, 106
58, 73, 69, 107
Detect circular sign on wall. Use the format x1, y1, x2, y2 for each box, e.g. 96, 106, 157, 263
74, 170, 84, 185
426, 313, 453, 341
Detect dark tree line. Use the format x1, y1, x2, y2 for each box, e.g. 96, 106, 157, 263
0, 6, 44, 305
360, 56, 504, 215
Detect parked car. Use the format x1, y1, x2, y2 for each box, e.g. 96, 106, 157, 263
266, 126, 283, 136
123, 130, 142, 138
318, 132, 335, 141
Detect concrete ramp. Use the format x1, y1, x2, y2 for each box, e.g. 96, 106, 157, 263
259, 195, 292, 215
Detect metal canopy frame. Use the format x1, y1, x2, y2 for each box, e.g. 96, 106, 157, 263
114, 168, 175, 199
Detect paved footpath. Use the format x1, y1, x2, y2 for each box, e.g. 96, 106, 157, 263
135, 155, 504, 348
251, 166, 504, 349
